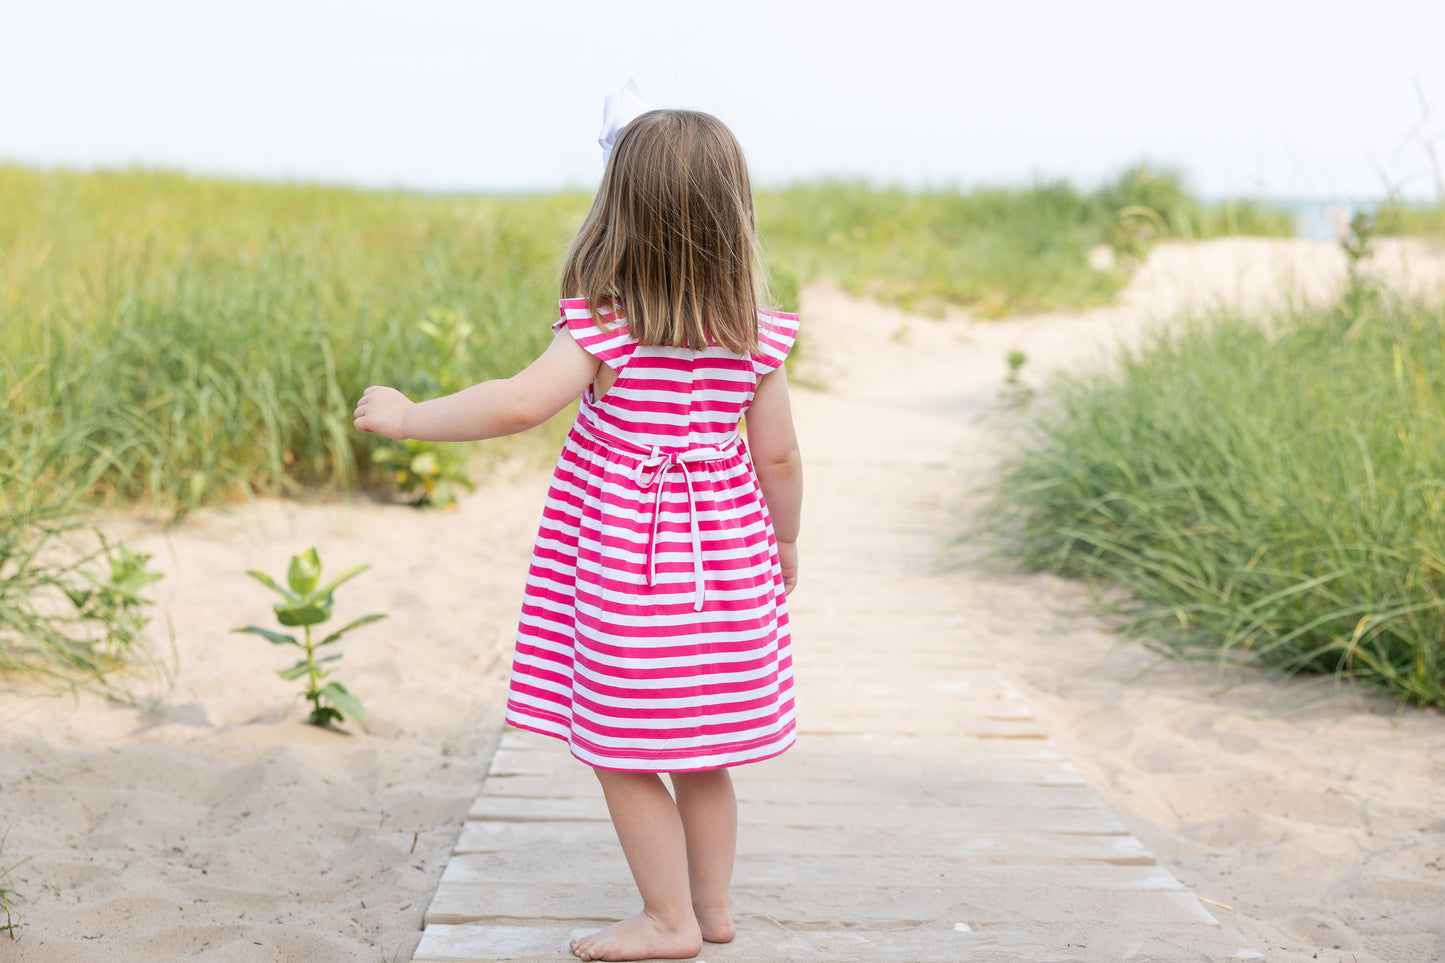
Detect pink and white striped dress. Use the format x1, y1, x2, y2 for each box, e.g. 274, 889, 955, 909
504, 298, 798, 772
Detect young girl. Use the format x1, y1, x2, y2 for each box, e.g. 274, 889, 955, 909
353, 106, 802, 962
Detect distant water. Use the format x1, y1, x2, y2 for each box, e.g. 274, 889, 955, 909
1273, 199, 1372, 242
1196, 197, 1388, 242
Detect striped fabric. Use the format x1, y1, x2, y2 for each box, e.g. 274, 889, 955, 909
504, 298, 799, 772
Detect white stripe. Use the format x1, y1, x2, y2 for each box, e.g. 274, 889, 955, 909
570, 698, 786, 733
604, 385, 754, 406
567, 715, 795, 753
571, 559, 778, 594
571, 664, 785, 699
571, 616, 781, 648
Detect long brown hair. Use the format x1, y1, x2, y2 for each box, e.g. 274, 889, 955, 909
561, 109, 768, 355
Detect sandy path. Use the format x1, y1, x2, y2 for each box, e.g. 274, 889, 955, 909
1, 237, 1443, 961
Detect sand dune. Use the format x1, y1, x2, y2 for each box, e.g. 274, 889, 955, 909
2, 236, 1443, 962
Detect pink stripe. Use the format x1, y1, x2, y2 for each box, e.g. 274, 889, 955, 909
571, 613, 780, 646
591, 410, 743, 440
614, 376, 753, 393
569, 689, 785, 726
623, 355, 749, 373
572, 669, 783, 703
566, 712, 796, 746
571, 657, 781, 692
594, 396, 750, 418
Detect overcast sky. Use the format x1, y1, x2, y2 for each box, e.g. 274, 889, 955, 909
3, 0, 1444, 200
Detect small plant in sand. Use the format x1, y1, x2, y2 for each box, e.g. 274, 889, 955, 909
234, 547, 384, 728
1340, 208, 1379, 320
1, 461, 165, 695
0, 827, 24, 940
62, 542, 164, 663
1002, 350, 1033, 407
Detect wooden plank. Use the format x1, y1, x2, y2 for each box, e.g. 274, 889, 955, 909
425, 880, 634, 925
435, 850, 1179, 893
425, 880, 1219, 928
482, 770, 1097, 806
412, 919, 988, 963
467, 793, 1126, 833
451, 818, 1157, 865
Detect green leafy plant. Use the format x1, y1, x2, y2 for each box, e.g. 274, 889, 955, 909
368, 307, 480, 508
234, 547, 384, 728
0, 827, 25, 940
1005, 350, 1027, 384
370, 438, 474, 509
62, 543, 164, 663
1, 453, 165, 695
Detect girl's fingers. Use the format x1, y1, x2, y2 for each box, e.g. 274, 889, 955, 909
353, 397, 371, 432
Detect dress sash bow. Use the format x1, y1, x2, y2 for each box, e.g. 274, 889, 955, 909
633, 440, 737, 612
574, 420, 740, 613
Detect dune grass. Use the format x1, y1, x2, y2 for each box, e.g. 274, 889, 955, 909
1377, 200, 1445, 239
988, 292, 1445, 707
2, 163, 1293, 518
0, 165, 587, 514
758, 167, 1294, 317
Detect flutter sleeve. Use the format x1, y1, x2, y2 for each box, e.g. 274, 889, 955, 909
751, 311, 801, 375
553, 298, 639, 370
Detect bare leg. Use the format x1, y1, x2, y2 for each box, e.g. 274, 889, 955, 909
670, 768, 737, 943
570, 769, 703, 962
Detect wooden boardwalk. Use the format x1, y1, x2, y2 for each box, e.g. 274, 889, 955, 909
413, 293, 1264, 962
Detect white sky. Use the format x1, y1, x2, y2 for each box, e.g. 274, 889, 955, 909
3, 0, 1444, 200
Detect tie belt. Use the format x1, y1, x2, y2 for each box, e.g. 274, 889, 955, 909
575, 422, 742, 612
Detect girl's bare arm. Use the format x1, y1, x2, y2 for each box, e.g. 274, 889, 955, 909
746, 366, 802, 591
354, 331, 601, 442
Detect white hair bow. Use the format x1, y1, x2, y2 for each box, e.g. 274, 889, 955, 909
599, 79, 652, 169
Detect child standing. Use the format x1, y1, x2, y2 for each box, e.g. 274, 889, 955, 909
353, 105, 802, 962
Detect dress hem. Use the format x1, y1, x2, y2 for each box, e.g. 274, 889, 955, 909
503, 713, 797, 774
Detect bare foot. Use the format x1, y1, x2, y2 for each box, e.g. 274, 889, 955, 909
693, 904, 734, 944
570, 910, 703, 961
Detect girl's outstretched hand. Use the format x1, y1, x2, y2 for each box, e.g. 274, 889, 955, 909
353, 386, 413, 440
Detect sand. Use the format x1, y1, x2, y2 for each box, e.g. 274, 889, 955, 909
2, 236, 1443, 962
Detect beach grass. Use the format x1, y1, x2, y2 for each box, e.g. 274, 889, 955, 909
0, 165, 586, 513
2, 163, 1292, 517
1378, 199, 1445, 239
758, 167, 1294, 317
987, 292, 1445, 707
